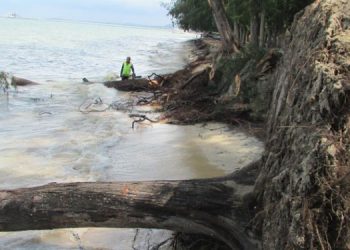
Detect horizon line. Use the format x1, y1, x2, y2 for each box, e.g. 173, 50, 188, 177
0, 14, 177, 29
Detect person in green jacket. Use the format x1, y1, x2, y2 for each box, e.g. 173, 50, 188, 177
120, 56, 136, 80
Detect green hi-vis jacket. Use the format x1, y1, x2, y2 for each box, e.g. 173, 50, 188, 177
121, 62, 133, 77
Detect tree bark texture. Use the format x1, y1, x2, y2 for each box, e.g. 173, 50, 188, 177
208, 0, 240, 53
0, 178, 258, 250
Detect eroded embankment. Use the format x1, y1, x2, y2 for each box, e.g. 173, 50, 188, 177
251, 1, 350, 249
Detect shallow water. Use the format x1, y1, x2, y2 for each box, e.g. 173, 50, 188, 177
0, 18, 263, 249
0, 82, 262, 189
0, 82, 263, 250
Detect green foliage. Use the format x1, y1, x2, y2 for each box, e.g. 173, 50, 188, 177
225, 0, 250, 27
264, 0, 314, 33
236, 44, 267, 63
166, 0, 314, 40
213, 45, 278, 121
214, 44, 266, 93
225, 0, 314, 34
165, 0, 216, 32
213, 56, 245, 95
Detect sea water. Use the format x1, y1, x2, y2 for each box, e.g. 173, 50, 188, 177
0, 18, 196, 81
0, 18, 263, 249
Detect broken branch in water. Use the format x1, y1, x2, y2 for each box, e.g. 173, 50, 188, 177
129, 114, 158, 129
137, 96, 155, 105
110, 100, 134, 112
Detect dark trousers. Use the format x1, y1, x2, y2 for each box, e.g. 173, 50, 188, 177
121, 76, 129, 81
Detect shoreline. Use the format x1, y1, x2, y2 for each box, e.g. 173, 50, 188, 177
105, 36, 266, 141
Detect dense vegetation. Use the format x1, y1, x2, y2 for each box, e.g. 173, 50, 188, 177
166, 0, 216, 32
166, 0, 314, 48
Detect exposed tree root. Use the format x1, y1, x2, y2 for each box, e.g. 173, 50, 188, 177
129, 114, 158, 129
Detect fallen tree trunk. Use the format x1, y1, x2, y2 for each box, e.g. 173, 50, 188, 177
12, 76, 39, 86
0, 178, 257, 250
104, 79, 157, 92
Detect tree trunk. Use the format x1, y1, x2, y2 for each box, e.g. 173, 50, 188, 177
271, 31, 277, 48
240, 27, 246, 46
0, 178, 258, 250
234, 21, 240, 48
104, 78, 155, 92
11, 76, 39, 86
249, 0, 260, 47
208, 0, 240, 53
250, 13, 260, 47
266, 30, 271, 48
259, 10, 265, 48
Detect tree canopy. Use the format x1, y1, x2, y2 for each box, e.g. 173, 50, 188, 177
165, 0, 216, 32
166, 0, 314, 48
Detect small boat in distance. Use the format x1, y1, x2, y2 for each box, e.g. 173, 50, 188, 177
7, 13, 17, 18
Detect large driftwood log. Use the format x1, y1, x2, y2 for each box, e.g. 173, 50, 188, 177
0, 178, 257, 250
12, 76, 39, 86
104, 79, 157, 92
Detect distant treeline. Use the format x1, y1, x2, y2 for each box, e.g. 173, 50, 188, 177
166, 0, 313, 49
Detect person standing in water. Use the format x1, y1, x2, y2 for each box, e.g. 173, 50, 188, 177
120, 56, 136, 80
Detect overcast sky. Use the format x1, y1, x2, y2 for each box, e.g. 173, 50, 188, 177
0, 0, 172, 26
